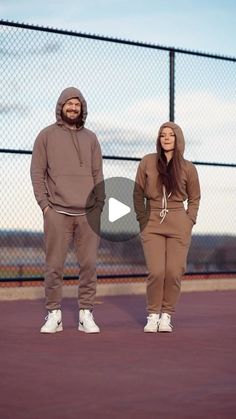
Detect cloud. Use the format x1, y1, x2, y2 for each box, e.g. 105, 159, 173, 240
0, 103, 27, 115
0, 42, 61, 57
88, 91, 236, 162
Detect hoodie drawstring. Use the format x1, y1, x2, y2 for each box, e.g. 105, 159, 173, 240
69, 130, 83, 166
160, 185, 171, 224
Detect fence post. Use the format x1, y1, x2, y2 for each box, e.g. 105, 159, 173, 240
169, 49, 175, 122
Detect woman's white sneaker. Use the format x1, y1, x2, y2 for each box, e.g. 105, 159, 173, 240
158, 313, 173, 332
40, 309, 63, 333
144, 313, 160, 333
78, 309, 100, 333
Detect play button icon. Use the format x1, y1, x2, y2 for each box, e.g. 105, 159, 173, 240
86, 176, 148, 242
108, 198, 131, 223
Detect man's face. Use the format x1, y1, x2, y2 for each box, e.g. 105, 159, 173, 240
61, 98, 82, 125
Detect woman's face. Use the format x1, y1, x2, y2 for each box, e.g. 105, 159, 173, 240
159, 127, 175, 152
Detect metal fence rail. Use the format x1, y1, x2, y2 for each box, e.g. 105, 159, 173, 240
0, 20, 236, 280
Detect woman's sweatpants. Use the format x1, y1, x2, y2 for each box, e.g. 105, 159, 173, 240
43, 208, 100, 311
141, 208, 193, 315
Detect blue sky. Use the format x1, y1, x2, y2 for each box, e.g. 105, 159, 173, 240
1, 0, 236, 57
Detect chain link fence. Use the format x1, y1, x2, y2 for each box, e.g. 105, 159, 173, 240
0, 20, 236, 280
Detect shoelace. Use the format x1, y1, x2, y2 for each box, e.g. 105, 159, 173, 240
44, 313, 53, 321
161, 316, 173, 328
147, 315, 160, 324
85, 312, 97, 325
44, 311, 58, 321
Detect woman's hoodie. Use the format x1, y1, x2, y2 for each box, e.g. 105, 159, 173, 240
133, 121, 201, 226
30, 87, 105, 214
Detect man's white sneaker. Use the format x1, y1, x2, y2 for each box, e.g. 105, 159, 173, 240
144, 313, 160, 333
78, 309, 100, 333
40, 309, 63, 333
158, 313, 173, 332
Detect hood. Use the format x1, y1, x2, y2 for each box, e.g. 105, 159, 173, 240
156, 121, 185, 155
55, 86, 88, 127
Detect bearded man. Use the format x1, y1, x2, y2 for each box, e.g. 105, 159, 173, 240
30, 87, 105, 334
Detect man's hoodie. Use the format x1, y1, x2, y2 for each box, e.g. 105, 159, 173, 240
133, 121, 201, 225
30, 87, 105, 214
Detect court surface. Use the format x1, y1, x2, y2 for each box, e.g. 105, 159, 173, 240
0, 290, 235, 419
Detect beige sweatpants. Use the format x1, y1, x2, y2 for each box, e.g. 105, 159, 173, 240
141, 208, 193, 315
43, 208, 100, 311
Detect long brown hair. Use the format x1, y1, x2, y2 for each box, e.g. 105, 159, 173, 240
156, 124, 185, 195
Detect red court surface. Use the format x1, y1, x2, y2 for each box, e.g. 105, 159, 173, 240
0, 291, 236, 419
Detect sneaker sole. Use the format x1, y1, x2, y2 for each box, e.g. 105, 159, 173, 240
144, 328, 158, 333
158, 327, 172, 333
40, 324, 63, 333
78, 325, 100, 333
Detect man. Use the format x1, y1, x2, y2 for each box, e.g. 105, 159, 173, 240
30, 87, 105, 334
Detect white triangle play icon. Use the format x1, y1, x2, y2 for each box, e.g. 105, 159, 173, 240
108, 197, 131, 223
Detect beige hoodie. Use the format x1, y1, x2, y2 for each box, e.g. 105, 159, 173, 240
134, 121, 201, 225
30, 87, 105, 214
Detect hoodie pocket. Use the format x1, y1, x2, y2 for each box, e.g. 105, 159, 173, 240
54, 175, 94, 208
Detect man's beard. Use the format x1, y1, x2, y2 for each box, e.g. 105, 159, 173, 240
61, 112, 82, 127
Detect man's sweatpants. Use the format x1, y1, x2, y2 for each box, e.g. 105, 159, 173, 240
141, 208, 193, 315
43, 208, 100, 311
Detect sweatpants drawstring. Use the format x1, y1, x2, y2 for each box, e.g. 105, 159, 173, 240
160, 186, 171, 224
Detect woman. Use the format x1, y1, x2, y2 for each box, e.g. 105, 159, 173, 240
133, 122, 200, 333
